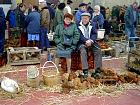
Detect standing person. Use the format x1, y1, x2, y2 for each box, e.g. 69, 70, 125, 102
6, 5, 17, 28
15, 3, 26, 29
64, 0, 73, 15
54, 13, 80, 73
46, 2, 55, 32
105, 7, 110, 20
87, 2, 93, 19
14, 3, 26, 47
25, 6, 40, 47
0, 7, 6, 55
124, 2, 139, 38
75, 3, 87, 24
77, 13, 102, 78
40, 2, 50, 50
53, 3, 66, 30
92, 5, 104, 29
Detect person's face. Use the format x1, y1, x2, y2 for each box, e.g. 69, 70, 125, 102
80, 6, 87, 11
64, 17, 72, 25
29, 4, 32, 9
20, 5, 26, 12
94, 8, 99, 13
40, 2, 46, 9
133, 3, 138, 10
81, 16, 90, 25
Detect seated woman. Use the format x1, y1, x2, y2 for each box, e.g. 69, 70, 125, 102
77, 12, 102, 78
54, 13, 80, 73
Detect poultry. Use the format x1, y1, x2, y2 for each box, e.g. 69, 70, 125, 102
1, 77, 19, 94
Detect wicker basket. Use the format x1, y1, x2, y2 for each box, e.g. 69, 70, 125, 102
41, 61, 60, 86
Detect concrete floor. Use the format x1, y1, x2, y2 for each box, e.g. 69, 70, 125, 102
0, 56, 140, 105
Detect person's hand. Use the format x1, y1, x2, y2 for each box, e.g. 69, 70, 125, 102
85, 40, 92, 47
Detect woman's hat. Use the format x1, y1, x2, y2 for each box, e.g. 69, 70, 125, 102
64, 13, 73, 20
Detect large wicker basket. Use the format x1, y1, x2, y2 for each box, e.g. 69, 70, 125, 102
41, 61, 60, 86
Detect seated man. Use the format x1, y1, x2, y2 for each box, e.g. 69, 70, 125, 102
77, 12, 102, 78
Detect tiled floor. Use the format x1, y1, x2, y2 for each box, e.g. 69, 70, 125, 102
0, 56, 140, 105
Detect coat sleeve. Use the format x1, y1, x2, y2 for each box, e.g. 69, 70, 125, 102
124, 7, 132, 26
24, 15, 30, 28
72, 24, 80, 45
98, 14, 104, 28
75, 11, 81, 24
54, 25, 61, 45
90, 25, 97, 42
56, 12, 63, 24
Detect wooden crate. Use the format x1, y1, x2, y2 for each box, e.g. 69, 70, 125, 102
7, 47, 41, 65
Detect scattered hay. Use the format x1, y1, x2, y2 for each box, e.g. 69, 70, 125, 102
0, 64, 17, 72
0, 83, 25, 99
70, 83, 140, 97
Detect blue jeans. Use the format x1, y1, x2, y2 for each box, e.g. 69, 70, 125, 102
40, 27, 50, 49
125, 27, 137, 47
125, 27, 136, 38
0, 31, 5, 54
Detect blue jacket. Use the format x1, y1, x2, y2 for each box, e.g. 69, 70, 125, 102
25, 11, 40, 34
0, 7, 6, 32
78, 22, 97, 45
92, 13, 104, 29
75, 10, 85, 24
124, 5, 139, 28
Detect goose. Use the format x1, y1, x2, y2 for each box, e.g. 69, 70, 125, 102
1, 77, 19, 94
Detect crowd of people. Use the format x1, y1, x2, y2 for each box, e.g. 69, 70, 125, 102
0, 1, 140, 77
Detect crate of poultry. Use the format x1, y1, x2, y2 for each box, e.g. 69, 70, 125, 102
61, 72, 100, 93
96, 68, 119, 84
136, 25, 140, 37
127, 49, 140, 74
7, 47, 41, 65
109, 35, 126, 41
127, 61, 140, 75
61, 70, 118, 94
118, 71, 139, 84
97, 41, 109, 49
135, 42, 140, 49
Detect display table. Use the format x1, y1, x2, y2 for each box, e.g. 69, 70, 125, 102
7, 47, 41, 65
101, 47, 114, 59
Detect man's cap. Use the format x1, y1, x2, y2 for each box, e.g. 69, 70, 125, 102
81, 12, 91, 17
67, 0, 73, 4
79, 3, 88, 7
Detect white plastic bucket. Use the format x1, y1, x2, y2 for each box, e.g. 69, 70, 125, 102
97, 29, 105, 39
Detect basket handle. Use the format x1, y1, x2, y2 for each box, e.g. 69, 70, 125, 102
41, 61, 59, 74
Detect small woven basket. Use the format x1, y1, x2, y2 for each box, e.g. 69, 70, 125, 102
41, 61, 60, 86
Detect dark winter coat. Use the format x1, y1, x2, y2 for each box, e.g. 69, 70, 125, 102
25, 11, 40, 34
54, 22, 80, 58
78, 22, 98, 45
124, 5, 139, 28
